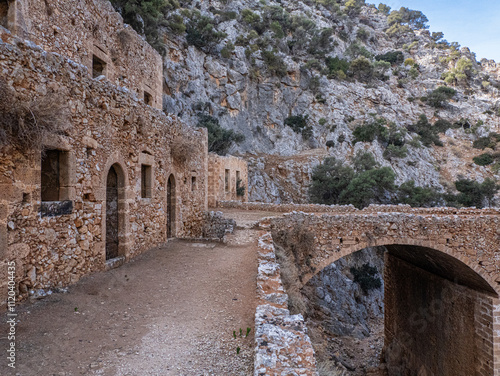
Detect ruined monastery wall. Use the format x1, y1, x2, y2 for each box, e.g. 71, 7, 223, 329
3, 0, 163, 109
0, 29, 208, 308
207, 154, 248, 207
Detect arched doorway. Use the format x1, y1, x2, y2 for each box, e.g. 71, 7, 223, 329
167, 174, 176, 238
106, 164, 120, 260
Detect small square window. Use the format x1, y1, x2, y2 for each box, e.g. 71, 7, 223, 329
92, 55, 106, 78
141, 164, 152, 198
144, 91, 153, 106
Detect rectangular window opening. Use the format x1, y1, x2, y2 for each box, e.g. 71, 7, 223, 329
0, 0, 9, 30
92, 55, 106, 79
191, 176, 196, 192
225, 169, 230, 192
141, 164, 152, 198
144, 91, 153, 106
41, 149, 71, 202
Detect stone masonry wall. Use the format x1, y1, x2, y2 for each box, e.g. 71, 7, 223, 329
269, 211, 500, 290
0, 30, 208, 309
207, 154, 248, 207
3, 0, 163, 109
218, 200, 500, 216
254, 229, 318, 376
385, 253, 497, 376
268, 210, 500, 375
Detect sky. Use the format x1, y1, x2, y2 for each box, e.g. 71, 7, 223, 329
379, 0, 500, 62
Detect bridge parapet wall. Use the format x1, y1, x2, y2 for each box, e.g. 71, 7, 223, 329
269, 211, 500, 292
219, 200, 500, 216
253, 232, 318, 376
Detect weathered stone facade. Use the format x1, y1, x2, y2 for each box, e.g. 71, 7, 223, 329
254, 231, 318, 376
207, 154, 248, 207
2, 0, 163, 109
0, 1, 217, 308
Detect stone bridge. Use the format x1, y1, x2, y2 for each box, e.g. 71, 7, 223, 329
268, 208, 500, 376
218, 202, 500, 376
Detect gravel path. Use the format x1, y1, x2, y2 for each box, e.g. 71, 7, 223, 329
0, 227, 259, 376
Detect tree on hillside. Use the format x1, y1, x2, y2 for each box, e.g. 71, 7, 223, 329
308, 158, 355, 205
388, 7, 429, 30
196, 114, 244, 156
110, 0, 179, 53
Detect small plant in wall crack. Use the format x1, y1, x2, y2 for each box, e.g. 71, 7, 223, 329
232, 327, 252, 354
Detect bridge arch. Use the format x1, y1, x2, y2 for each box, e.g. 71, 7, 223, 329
301, 238, 499, 296
270, 211, 500, 376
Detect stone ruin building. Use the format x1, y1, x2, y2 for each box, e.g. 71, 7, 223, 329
0, 0, 248, 308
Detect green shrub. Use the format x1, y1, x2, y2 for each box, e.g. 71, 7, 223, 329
262, 51, 287, 77
166, 14, 186, 35
375, 51, 404, 65
220, 42, 235, 58
353, 119, 388, 143
346, 42, 372, 59
309, 157, 355, 205
378, 3, 391, 15
186, 12, 227, 53
383, 144, 408, 160
284, 115, 313, 140
197, 114, 244, 155
473, 137, 496, 150
352, 151, 378, 172
446, 178, 499, 208
433, 119, 453, 133
424, 86, 456, 108
325, 140, 335, 148
473, 153, 494, 166
397, 180, 442, 207
408, 66, 419, 79
345, 0, 365, 16
270, 21, 285, 38
441, 57, 474, 85
111, 0, 180, 54
325, 56, 350, 78
407, 114, 442, 147
339, 167, 396, 208
338, 134, 346, 143
357, 27, 369, 41
319, 118, 327, 126
350, 264, 382, 293
241, 9, 261, 25
404, 58, 415, 66
236, 179, 245, 196
349, 56, 374, 81
388, 7, 429, 30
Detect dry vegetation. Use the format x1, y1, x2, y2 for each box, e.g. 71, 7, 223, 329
170, 132, 196, 163
0, 78, 69, 152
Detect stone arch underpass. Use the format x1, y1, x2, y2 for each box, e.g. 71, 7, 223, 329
268, 208, 500, 376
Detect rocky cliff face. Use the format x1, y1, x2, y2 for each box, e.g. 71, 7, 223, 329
303, 247, 385, 375
157, 0, 500, 203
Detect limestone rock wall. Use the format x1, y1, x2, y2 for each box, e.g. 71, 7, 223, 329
0, 30, 208, 308
159, 0, 500, 204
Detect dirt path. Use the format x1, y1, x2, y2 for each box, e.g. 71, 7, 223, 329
0, 219, 265, 375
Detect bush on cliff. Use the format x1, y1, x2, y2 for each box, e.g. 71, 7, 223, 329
196, 114, 244, 155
